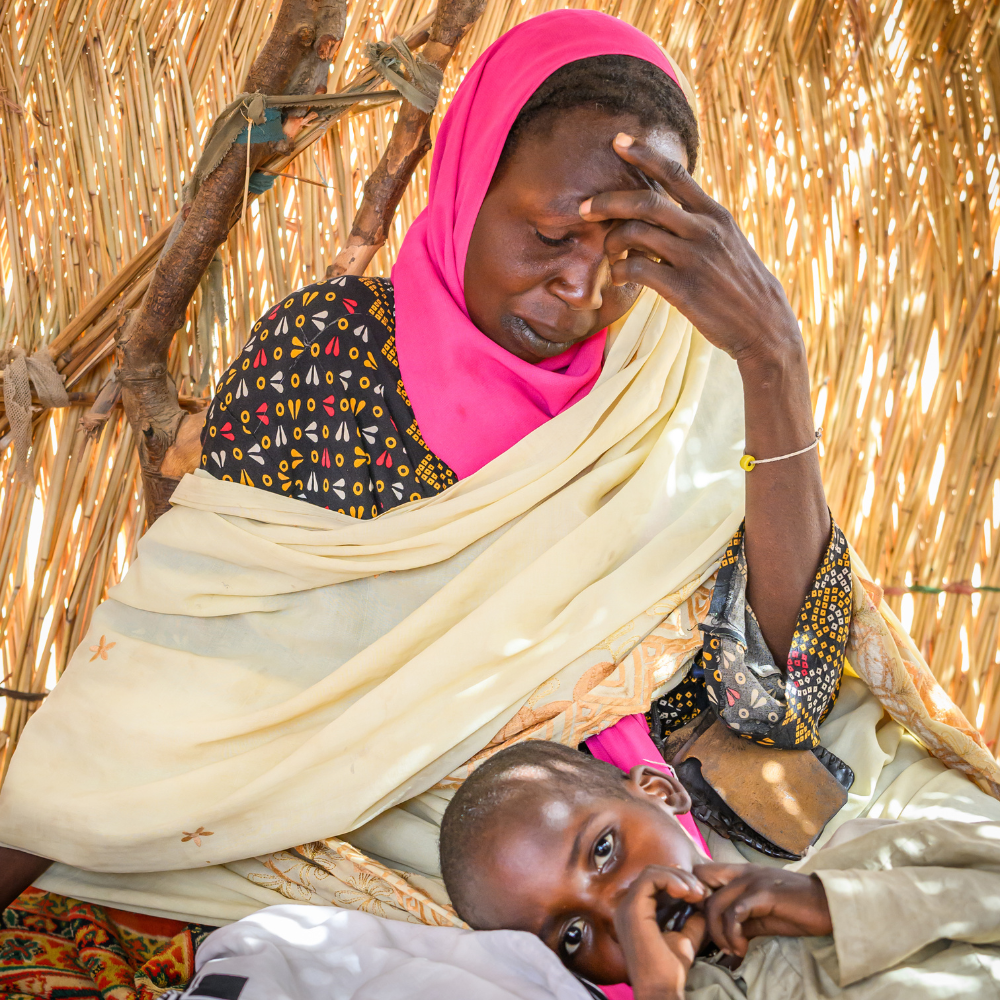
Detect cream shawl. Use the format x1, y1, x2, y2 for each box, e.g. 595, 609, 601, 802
0, 289, 747, 873
4, 286, 999, 928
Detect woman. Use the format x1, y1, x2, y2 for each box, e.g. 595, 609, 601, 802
0, 10, 997, 996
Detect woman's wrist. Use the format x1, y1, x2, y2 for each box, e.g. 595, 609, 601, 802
734, 320, 808, 384
737, 332, 819, 463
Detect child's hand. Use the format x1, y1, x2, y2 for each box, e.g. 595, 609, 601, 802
613, 865, 709, 1000
694, 862, 832, 957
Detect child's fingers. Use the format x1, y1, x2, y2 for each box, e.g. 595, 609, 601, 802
693, 862, 749, 889
664, 867, 711, 903
702, 878, 758, 954
669, 911, 707, 963
720, 903, 750, 957
615, 867, 709, 944
718, 888, 782, 956
631, 866, 709, 904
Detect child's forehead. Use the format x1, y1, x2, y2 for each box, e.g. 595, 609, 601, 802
498, 762, 561, 782
492, 777, 622, 834
498, 759, 593, 783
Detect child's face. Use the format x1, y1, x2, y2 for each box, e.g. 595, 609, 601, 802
465, 766, 708, 984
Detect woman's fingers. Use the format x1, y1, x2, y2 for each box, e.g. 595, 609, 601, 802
611, 133, 720, 216
581, 187, 699, 238
604, 219, 689, 266
584, 133, 802, 364
608, 255, 704, 323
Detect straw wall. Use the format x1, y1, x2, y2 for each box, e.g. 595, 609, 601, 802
1, 0, 998, 773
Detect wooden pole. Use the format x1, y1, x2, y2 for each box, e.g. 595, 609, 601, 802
329, 0, 487, 278
116, 0, 349, 522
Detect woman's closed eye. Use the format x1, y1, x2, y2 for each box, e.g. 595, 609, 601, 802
534, 228, 571, 248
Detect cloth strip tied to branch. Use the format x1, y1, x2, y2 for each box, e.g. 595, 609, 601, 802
1, 346, 69, 482
364, 36, 444, 114
189, 36, 443, 200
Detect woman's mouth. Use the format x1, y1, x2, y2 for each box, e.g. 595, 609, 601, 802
503, 315, 587, 360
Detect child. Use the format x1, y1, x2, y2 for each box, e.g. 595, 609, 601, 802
439, 740, 1000, 999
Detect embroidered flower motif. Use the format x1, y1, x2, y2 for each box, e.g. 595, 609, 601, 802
88, 635, 116, 662
181, 827, 214, 847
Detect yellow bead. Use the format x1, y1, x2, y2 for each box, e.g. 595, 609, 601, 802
740, 454, 756, 472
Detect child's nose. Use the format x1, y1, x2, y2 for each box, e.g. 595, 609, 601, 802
591, 881, 633, 941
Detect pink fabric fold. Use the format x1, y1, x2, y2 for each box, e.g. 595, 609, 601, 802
586, 714, 710, 855
392, 10, 679, 479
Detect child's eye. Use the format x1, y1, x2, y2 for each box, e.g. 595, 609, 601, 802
594, 831, 615, 870
534, 229, 570, 248
561, 917, 587, 956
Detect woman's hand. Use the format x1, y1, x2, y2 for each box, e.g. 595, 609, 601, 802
582, 132, 831, 666
579, 133, 801, 368
695, 862, 832, 958
613, 865, 709, 1000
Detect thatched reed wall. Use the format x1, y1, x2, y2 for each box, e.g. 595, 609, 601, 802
1, 0, 998, 774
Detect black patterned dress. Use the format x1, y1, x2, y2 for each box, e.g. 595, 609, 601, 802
649, 522, 853, 752
201, 275, 456, 516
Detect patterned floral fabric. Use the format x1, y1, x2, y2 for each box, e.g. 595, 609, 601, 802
0, 887, 213, 999
201, 275, 457, 517
654, 521, 853, 750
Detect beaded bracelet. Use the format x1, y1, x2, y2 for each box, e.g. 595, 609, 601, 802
740, 428, 822, 472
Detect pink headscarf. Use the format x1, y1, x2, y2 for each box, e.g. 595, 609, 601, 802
392, 10, 679, 479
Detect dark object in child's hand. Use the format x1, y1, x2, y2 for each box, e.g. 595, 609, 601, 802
655, 893, 695, 933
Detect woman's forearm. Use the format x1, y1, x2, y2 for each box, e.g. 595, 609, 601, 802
739, 334, 830, 664
582, 136, 832, 663
0, 847, 52, 911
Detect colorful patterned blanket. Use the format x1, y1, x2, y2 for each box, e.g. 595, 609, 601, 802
0, 888, 212, 999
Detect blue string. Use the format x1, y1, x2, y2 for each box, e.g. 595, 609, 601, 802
248, 172, 276, 194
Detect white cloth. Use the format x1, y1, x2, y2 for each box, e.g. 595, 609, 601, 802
171, 906, 590, 1000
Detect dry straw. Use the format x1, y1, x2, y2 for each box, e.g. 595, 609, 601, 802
1, 0, 999, 775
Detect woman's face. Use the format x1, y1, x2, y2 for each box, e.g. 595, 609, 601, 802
464, 108, 689, 362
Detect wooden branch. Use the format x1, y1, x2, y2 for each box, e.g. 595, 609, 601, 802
328, 0, 487, 278
79, 373, 122, 439
33, 11, 439, 416
117, 0, 348, 523
22, 1, 486, 518
46, 218, 174, 364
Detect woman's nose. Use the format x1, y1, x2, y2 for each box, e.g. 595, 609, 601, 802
549, 246, 609, 312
